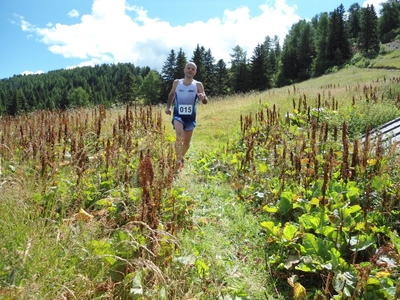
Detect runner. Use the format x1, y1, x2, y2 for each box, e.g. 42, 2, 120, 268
165, 61, 208, 170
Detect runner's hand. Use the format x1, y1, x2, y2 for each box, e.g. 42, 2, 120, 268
197, 93, 208, 104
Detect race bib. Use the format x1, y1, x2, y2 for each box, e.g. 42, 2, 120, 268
178, 104, 193, 115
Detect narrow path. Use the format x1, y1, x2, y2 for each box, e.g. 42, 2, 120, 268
160, 103, 277, 298
172, 159, 272, 299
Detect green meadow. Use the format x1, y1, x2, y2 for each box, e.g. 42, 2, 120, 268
1, 51, 400, 299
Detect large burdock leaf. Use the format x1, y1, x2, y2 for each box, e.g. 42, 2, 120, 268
283, 223, 298, 242
334, 270, 357, 297
349, 234, 376, 251
260, 221, 281, 238
301, 233, 320, 256
279, 191, 293, 215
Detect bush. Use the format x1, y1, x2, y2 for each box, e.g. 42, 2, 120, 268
329, 99, 400, 137
350, 52, 372, 68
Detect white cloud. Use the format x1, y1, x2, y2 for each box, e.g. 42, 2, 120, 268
362, 0, 383, 13
18, 0, 300, 72
68, 9, 80, 18
14, 14, 35, 32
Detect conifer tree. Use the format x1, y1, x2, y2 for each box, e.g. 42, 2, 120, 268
358, 4, 380, 54
191, 44, 206, 82
267, 35, 281, 86
118, 72, 137, 105
230, 45, 248, 93
160, 49, 177, 102
59, 89, 69, 109
203, 48, 217, 96
278, 22, 305, 84
314, 13, 330, 76
297, 20, 315, 80
236, 64, 249, 93
346, 3, 362, 45
278, 41, 297, 86
174, 48, 187, 79
8, 89, 23, 116
328, 5, 351, 66
249, 43, 269, 91
214, 59, 229, 96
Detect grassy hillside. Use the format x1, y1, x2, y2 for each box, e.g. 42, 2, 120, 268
191, 62, 400, 150
1, 51, 400, 299
370, 49, 400, 69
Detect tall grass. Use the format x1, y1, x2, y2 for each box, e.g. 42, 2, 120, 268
1, 57, 400, 299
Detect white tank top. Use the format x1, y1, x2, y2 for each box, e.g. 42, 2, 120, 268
173, 79, 198, 120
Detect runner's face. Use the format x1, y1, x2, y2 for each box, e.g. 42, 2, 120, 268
184, 64, 197, 78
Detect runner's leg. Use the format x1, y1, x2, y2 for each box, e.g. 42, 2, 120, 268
173, 120, 185, 165
181, 130, 193, 157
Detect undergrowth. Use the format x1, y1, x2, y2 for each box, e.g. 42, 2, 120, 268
1, 68, 400, 299
195, 75, 400, 299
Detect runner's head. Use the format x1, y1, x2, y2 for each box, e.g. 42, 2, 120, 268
186, 62, 197, 70
184, 62, 197, 78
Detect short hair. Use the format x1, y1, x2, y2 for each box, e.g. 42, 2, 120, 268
186, 61, 197, 70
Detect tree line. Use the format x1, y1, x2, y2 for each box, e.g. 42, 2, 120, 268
0, 1, 399, 116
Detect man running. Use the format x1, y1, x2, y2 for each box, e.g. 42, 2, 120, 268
165, 62, 208, 170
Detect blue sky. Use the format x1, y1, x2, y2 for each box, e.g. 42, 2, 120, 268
0, 0, 384, 79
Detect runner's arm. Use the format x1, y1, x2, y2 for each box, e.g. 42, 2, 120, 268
165, 80, 179, 115
196, 82, 208, 104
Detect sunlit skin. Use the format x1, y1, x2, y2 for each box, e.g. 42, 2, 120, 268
165, 62, 208, 168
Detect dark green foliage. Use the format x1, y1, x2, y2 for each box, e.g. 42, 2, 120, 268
139, 70, 162, 105
346, 3, 362, 44
296, 21, 315, 80
203, 48, 217, 96
175, 48, 187, 80
230, 45, 249, 93
265, 35, 281, 86
279, 37, 299, 83
68, 86, 90, 108
249, 43, 270, 91
378, 0, 400, 43
314, 13, 330, 76
328, 5, 352, 66
118, 71, 138, 105
8, 89, 24, 116
160, 49, 177, 102
160, 48, 188, 103
191, 44, 207, 83
214, 59, 229, 96
278, 21, 315, 84
59, 89, 69, 109
358, 5, 380, 54
0, 63, 148, 113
